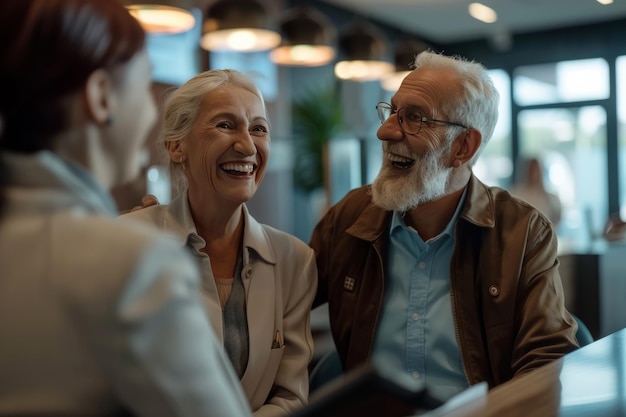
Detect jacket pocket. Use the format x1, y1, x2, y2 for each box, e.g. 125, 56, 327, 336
257, 345, 285, 397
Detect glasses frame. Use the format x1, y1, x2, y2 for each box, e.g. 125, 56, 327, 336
375, 102, 468, 135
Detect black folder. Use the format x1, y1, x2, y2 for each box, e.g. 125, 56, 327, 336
290, 364, 441, 417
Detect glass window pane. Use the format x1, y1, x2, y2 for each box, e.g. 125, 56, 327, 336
210, 50, 278, 101
145, 8, 202, 86
616, 56, 626, 219
513, 59, 609, 106
474, 69, 513, 187
517, 106, 607, 253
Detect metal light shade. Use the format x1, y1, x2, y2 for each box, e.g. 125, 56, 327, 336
201, 0, 281, 52
334, 21, 394, 81
126, 2, 196, 34
381, 37, 430, 92
270, 6, 336, 67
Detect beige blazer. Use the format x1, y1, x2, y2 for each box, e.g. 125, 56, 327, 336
0, 151, 251, 417
124, 192, 317, 417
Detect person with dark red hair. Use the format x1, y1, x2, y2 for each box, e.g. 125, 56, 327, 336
0, 1, 251, 416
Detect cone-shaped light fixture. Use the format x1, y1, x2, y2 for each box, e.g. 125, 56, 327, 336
201, 0, 281, 52
334, 20, 394, 81
126, 1, 196, 34
271, 6, 336, 67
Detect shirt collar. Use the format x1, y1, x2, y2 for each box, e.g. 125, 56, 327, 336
167, 190, 276, 265
390, 187, 468, 242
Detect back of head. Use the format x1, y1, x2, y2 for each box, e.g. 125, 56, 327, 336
412, 50, 499, 164
0, 0, 145, 154
0, 0, 145, 213
162, 69, 264, 193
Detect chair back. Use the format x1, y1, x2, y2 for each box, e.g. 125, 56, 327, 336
572, 314, 594, 347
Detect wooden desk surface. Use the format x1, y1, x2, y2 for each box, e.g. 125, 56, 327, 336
430, 328, 626, 417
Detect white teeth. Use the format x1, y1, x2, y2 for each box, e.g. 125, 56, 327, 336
387, 153, 414, 164
221, 163, 254, 173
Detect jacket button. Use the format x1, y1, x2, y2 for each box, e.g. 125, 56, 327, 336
488, 285, 500, 296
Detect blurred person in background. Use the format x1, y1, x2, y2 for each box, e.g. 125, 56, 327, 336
0, 1, 252, 416
510, 156, 562, 227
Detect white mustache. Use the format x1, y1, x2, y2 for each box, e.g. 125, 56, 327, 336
383, 143, 415, 159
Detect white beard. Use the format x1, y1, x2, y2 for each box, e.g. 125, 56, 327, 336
371, 143, 453, 212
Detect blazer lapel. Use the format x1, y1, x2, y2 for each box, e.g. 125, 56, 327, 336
240, 261, 275, 394
239, 206, 277, 395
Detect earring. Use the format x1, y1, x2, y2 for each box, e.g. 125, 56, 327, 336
180, 157, 185, 171
105, 116, 115, 126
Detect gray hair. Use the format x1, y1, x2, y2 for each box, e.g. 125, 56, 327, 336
160, 69, 265, 194
412, 50, 499, 166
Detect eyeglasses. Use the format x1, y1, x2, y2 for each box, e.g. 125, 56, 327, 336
375, 102, 468, 135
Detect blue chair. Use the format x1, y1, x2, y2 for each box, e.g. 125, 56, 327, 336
572, 314, 594, 347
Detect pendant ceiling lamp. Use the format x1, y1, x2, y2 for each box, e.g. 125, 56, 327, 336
201, 0, 282, 52
125, 1, 196, 35
381, 37, 430, 92
334, 20, 394, 82
270, 6, 336, 67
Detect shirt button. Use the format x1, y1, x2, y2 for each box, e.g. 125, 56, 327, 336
411, 313, 420, 321
419, 261, 426, 269
489, 285, 500, 296
412, 371, 420, 379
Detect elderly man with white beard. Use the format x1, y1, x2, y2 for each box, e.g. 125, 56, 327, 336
309, 50, 579, 409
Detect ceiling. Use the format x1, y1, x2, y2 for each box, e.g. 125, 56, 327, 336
317, 0, 626, 44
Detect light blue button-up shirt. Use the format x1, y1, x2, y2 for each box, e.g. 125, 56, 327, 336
372, 193, 468, 404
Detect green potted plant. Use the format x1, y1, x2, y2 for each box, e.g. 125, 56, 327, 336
292, 87, 343, 206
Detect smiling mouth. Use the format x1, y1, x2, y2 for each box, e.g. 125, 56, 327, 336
387, 152, 415, 169
220, 162, 256, 176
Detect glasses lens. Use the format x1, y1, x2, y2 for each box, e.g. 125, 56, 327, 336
397, 108, 422, 135
377, 104, 391, 125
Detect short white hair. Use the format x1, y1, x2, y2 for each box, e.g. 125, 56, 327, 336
412, 50, 500, 165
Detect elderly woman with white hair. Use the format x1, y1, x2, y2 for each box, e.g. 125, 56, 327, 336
124, 69, 317, 417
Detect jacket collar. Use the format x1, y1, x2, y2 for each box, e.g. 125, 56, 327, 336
460, 174, 496, 229
241, 204, 277, 265
346, 186, 392, 242
347, 174, 495, 242
1, 150, 117, 216
168, 190, 277, 265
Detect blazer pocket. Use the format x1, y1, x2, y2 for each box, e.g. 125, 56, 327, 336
257, 345, 285, 396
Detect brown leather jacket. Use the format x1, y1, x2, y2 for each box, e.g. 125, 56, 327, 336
310, 175, 579, 388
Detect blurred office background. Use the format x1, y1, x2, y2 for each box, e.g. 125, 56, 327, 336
118, 0, 626, 340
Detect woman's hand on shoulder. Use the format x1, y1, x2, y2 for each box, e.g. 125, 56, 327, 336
121, 194, 160, 214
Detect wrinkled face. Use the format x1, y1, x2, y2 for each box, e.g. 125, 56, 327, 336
108, 48, 157, 186
177, 85, 270, 206
371, 66, 461, 211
